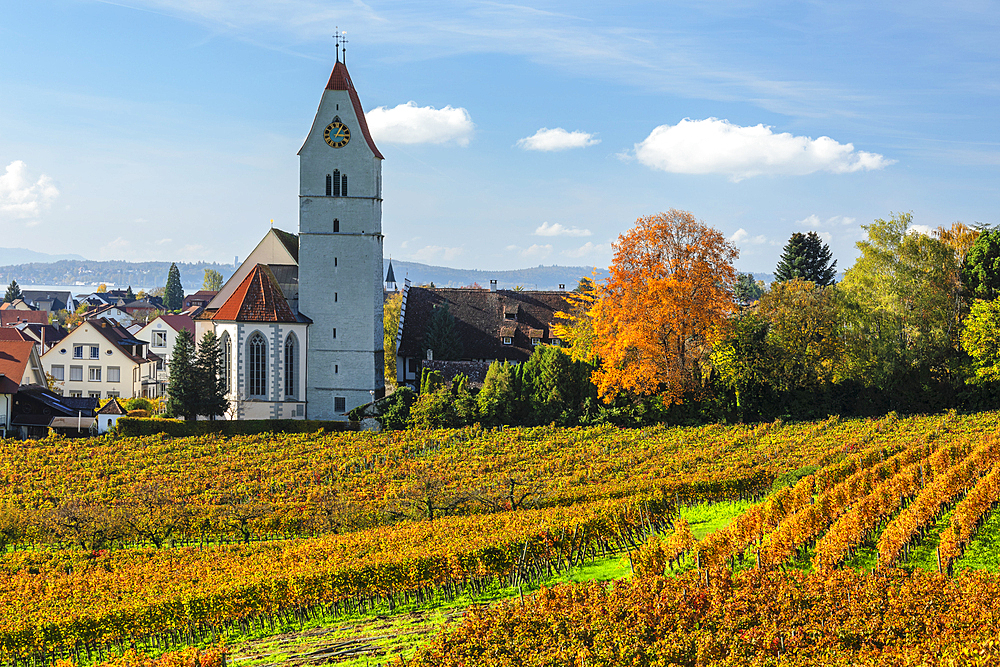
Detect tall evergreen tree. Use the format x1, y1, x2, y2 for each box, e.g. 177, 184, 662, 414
422, 303, 463, 360
774, 231, 837, 286
3, 280, 22, 303
166, 329, 198, 420
195, 330, 228, 420
164, 263, 184, 311
733, 272, 765, 308
125, 286, 135, 302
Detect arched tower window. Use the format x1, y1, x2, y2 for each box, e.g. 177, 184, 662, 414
341, 173, 348, 196
284, 333, 298, 399
247, 333, 267, 398
220, 332, 231, 394
325, 174, 332, 196
332, 170, 341, 197
333, 218, 340, 233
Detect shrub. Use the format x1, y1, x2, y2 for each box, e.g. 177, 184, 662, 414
116, 417, 359, 437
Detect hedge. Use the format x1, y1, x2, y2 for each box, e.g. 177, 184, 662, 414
115, 417, 360, 437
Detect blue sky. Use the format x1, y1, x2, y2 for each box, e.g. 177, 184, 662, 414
1, 1, 998, 273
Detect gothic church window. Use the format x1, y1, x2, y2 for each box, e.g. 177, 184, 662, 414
284, 334, 298, 399
247, 333, 267, 398
333, 218, 340, 233
326, 175, 332, 196
341, 173, 348, 196
220, 332, 231, 393
333, 170, 341, 197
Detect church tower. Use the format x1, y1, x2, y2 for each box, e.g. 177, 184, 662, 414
298, 50, 385, 419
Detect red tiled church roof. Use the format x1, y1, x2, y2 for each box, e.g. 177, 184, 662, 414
213, 264, 298, 323
325, 60, 384, 160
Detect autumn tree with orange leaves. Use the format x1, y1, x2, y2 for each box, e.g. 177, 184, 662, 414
591, 210, 738, 405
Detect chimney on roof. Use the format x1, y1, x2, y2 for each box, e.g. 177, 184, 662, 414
490, 280, 497, 293
559, 284, 565, 290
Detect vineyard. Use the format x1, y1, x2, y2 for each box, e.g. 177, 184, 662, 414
2, 411, 1000, 665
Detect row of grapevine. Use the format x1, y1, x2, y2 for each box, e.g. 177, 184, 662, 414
409, 568, 1000, 666
877, 436, 1000, 566
0, 496, 662, 665
939, 459, 1000, 570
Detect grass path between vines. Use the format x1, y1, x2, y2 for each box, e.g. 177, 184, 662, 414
226, 500, 753, 666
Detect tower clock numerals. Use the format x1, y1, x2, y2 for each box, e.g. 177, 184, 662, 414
324, 121, 351, 148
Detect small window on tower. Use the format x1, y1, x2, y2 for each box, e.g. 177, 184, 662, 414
325, 174, 332, 196
341, 174, 348, 196
335, 292, 338, 302
335, 364, 339, 374
332, 328, 337, 339
335, 257, 338, 267
333, 218, 340, 233
332, 169, 341, 197
334, 396, 346, 413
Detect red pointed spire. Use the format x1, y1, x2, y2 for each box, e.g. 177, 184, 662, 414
323, 60, 384, 160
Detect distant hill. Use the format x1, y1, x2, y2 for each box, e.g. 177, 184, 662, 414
0, 260, 237, 291
0, 247, 87, 265
385, 260, 608, 290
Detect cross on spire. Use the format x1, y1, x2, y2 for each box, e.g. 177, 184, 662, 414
334, 28, 348, 62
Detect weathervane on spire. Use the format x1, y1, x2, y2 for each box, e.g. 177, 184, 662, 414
334, 28, 348, 63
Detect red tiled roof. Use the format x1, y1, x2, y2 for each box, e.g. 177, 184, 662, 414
0, 328, 30, 341
0, 340, 35, 394
157, 314, 195, 337
213, 264, 298, 323
0, 311, 47, 326
324, 60, 384, 160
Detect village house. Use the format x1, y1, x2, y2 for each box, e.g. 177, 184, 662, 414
136, 314, 195, 395
40, 318, 161, 399
0, 339, 46, 437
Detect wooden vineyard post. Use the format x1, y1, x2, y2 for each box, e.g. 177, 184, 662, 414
936, 546, 942, 574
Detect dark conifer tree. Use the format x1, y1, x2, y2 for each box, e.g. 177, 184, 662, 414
774, 231, 837, 286
166, 329, 198, 420
3, 280, 22, 303
164, 263, 184, 311
422, 303, 464, 360
195, 330, 228, 420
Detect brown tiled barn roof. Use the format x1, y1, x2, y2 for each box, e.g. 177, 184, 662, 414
396, 287, 571, 363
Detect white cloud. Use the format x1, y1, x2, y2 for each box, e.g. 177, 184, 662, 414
366, 102, 474, 146
797, 214, 857, 228
517, 128, 600, 152
634, 118, 895, 181
507, 243, 553, 259
534, 221, 592, 237
909, 224, 933, 236
411, 245, 464, 263
730, 228, 767, 245
0, 161, 59, 220
562, 242, 607, 259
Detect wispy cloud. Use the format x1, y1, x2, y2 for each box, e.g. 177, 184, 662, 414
410, 244, 464, 263
366, 102, 474, 146
634, 118, 894, 181
0, 161, 59, 221
517, 128, 599, 151
730, 228, 767, 245
534, 221, 591, 237
507, 243, 553, 260
562, 241, 607, 258
797, 214, 857, 228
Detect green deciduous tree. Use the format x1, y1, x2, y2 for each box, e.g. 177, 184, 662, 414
164, 263, 184, 311
203, 269, 224, 292
774, 231, 837, 286
383, 291, 402, 388
3, 280, 22, 303
195, 330, 228, 419
711, 312, 774, 419
962, 227, 1000, 301
422, 303, 463, 361
166, 329, 197, 420
960, 299, 1000, 383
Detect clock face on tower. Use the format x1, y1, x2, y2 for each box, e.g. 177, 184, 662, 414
324, 120, 351, 148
